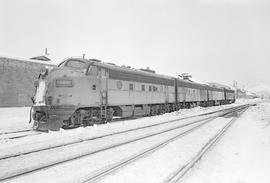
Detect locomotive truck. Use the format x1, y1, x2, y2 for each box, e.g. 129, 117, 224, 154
31, 58, 235, 131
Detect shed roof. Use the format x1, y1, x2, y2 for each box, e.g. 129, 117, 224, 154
30, 55, 51, 61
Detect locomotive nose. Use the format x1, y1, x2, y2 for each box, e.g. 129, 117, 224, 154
33, 118, 63, 131
32, 106, 64, 131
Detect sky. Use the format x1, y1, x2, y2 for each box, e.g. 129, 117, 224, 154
0, 0, 270, 88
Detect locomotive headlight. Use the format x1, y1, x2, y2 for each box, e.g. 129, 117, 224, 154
56, 79, 73, 87
40, 66, 48, 76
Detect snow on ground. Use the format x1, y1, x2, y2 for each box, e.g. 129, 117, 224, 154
97, 116, 234, 183
0, 99, 259, 155
4, 117, 210, 183
0, 107, 31, 131
182, 101, 270, 183
0, 99, 258, 151
0, 98, 258, 133
0, 98, 264, 183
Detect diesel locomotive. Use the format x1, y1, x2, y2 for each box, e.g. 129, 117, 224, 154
31, 58, 235, 131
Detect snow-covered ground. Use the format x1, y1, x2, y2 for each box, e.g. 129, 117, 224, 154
0, 98, 257, 133
0, 98, 268, 183
0, 107, 31, 132
97, 116, 234, 183
182, 100, 270, 183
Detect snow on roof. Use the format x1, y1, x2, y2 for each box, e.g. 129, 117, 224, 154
0, 54, 63, 66
30, 55, 51, 61
208, 82, 232, 90
189, 78, 209, 85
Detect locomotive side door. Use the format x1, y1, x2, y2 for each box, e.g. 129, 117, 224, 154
86, 65, 100, 105
99, 67, 108, 105
164, 85, 169, 103
99, 67, 108, 120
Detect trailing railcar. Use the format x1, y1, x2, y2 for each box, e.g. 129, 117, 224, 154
31, 58, 235, 131
175, 79, 208, 108
224, 88, 236, 103
207, 85, 226, 105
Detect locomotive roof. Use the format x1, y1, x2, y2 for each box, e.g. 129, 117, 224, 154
64, 58, 231, 92
176, 78, 227, 92
94, 59, 177, 86
92, 60, 174, 80
176, 78, 208, 90
68, 58, 174, 80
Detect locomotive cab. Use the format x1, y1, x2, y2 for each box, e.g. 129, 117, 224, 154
31, 58, 108, 131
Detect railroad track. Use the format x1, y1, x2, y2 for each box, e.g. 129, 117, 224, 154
0, 128, 34, 136
0, 129, 43, 140
0, 105, 241, 141
0, 104, 247, 160
165, 106, 249, 183
0, 104, 250, 182
80, 105, 249, 183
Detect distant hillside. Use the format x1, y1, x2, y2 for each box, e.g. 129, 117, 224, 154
247, 82, 270, 97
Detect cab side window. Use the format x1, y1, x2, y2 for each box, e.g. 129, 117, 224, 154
87, 66, 98, 76
141, 85, 145, 91
129, 83, 134, 91
101, 68, 106, 77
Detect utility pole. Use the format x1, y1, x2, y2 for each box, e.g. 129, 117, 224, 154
235, 81, 238, 99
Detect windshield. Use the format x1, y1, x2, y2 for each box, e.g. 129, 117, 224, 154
65, 60, 86, 69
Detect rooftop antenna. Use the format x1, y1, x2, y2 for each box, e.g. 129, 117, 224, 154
45, 48, 49, 55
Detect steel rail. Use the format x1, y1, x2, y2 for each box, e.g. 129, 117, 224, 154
81, 106, 249, 183
0, 104, 248, 161
165, 106, 249, 183
0, 105, 248, 182
0, 106, 248, 182
0, 130, 43, 140
0, 129, 32, 135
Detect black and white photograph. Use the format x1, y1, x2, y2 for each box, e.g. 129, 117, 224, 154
0, 0, 269, 182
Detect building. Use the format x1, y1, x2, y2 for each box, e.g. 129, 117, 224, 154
0, 56, 58, 107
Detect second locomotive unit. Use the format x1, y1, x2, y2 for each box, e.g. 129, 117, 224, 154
32, 58, 235, 131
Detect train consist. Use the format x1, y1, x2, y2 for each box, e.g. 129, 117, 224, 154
31, 58, 235, 131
